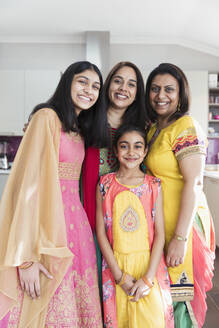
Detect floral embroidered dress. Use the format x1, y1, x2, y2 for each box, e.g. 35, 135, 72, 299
99, 172, 174, 328
44, 130, 102, 327
0, 109, 102, 327
145, 116, 215, 328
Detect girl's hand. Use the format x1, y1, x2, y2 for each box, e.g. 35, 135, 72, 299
18, 262, 53, 299
166, 238, 187, 267
129, 278, 151, 302
120, 273, 136, 295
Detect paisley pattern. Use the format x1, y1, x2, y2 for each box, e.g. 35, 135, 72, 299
120, 206, 140, 232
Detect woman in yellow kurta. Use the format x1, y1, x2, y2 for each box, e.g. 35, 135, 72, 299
96, 125, 174, 328
145, 63, 215, 327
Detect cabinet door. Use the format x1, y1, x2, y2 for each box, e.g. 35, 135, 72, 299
185, 71, 208, 134
0, 174, 9, 201
24, 71, 61, 122
0, 71, 25, 135
203, 176, 219, 246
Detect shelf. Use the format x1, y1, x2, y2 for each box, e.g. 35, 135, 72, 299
209, 120, 219, 122
208, 135, 219, 139
209, 88, 219, 91
209, 103, 219, 107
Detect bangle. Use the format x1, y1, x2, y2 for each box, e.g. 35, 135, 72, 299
19, 261, 33, 269
174, 233, 187, 242
142, 276, 154, 288
116, 272, 127, 286
115, 272, 123, 284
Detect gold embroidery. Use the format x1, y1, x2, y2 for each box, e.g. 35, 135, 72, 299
66, 132, 83, 143
171, 286, 194, 302
120, 207, 140, 232
62, 185, 66, 191
45, 266, 102, 327
70, 224, 74, 230
8, 284, 24, 328
175, 145, 206, 161
171, 271, 194, 301
177, 127, 196, 138
71, 205, 75, 212
58, 162, 81, 180
70, 242, 74, 248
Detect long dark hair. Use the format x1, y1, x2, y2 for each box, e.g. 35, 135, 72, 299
31, 61, 108, 148
103, 62, 149, 131
145, 63, 190, 123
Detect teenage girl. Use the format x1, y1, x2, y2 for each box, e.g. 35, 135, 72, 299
96, 125, 174, 328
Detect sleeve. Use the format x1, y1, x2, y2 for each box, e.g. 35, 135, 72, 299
99, 173, 114, 200
171, 117, 207, 161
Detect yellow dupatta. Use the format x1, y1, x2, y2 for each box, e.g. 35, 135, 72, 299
0, 108, 73, 327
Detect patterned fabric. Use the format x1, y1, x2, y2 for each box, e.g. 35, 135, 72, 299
0, 130, 102, 328
45, 131, 102, 327
99, 127, 117, 176
172, 126, 206, 161
100, 172, 174, 328
145, 115, 215, 327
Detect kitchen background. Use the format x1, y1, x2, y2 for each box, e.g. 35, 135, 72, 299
0, 1, 219, 325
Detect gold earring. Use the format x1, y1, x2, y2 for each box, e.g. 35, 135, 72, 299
177, 103, 181, 112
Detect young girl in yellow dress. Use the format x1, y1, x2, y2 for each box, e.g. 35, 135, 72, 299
96, 125, 174, 328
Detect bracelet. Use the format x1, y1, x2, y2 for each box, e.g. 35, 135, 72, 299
19, 261, 33, 270
115, 272, 123, 284
174, 233, 187, 242
116, 272, 127, 286
142, 276, 154, 288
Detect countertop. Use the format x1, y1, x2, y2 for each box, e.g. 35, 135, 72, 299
0, 163, 12, 174
204, 170, 219, 179
0, 169, 11, 174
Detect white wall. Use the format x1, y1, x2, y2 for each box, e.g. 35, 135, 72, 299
1, 42, 219, 73
110, 44, 219, 75
0, 43, 86, 71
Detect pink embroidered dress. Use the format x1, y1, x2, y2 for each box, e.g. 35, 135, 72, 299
0, 129, 102, 327
45, 131, 102, 326
99, 172, 174, 328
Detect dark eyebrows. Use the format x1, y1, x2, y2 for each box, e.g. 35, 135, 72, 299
119, 141, 144, 145
77, 75, 100, 85
113, 75, 137, 83
151, 83, 176, 88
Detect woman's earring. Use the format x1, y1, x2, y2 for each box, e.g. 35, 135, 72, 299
177, 102, 181, 112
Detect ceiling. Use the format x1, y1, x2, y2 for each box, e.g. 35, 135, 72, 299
1, 0, 219, 56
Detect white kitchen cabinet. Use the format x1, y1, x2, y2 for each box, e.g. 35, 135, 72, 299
0, 71, 25, 135
0, 70, 61, 135
24, 70, 61, 122
0, 173, 9, 201
185, 71, 208, 135
203, 176, 219, 246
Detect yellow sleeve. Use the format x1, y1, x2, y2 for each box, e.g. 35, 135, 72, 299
171, 116, 207, 161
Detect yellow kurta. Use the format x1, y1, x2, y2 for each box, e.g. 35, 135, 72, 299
113, 190, 165, 328
145, 115, 213, 303
0, 109, 73, 327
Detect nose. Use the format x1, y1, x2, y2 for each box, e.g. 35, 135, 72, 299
128, 147, 135, 155
157, 88, 166, 99
118, 81, 126, 92
83, 83, 92, 94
